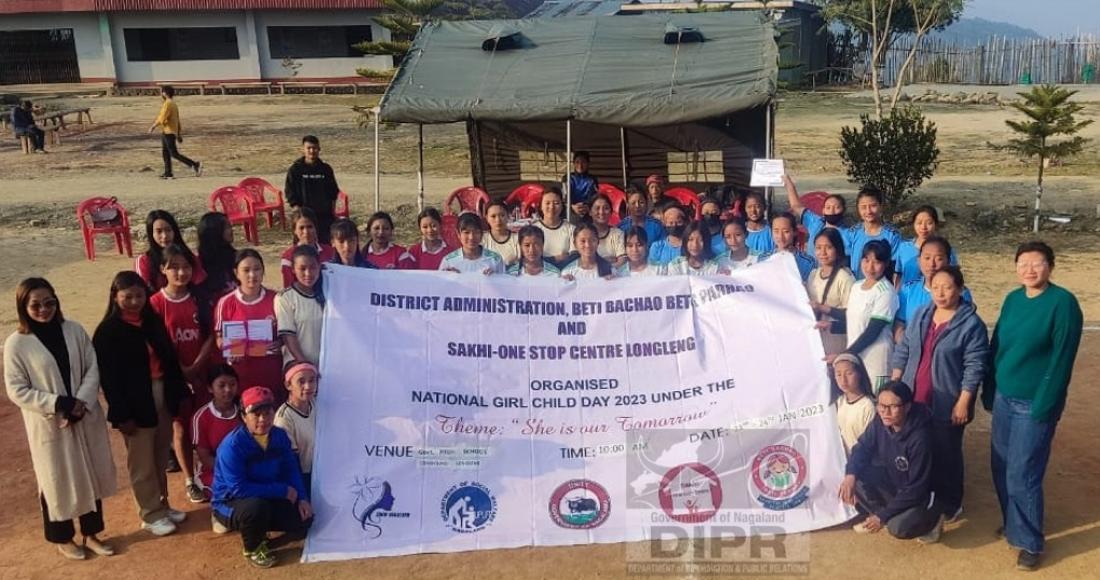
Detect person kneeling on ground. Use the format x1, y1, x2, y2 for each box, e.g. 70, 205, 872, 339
838, 380, 945, 543
211, 386, 312, 568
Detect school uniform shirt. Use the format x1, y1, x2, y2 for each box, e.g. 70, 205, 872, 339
507, 260, 561, 278
136, 253, 207, 293
896, 280, 974, 325
214, 288, 283, 396
894, 239, 961, 286
597, 227, 626, 262
843, 222, 902, 280
280, 243, 335, 288
759, 249, 816, 281
835, 395, 875, 456
560, 261, 606, 280
715, 250, 761, 272
617, 215, 665, 244
615, 263, 664, 277
364, 243, 412, 270
745, 224, 775, 254
483, 231, 520, 267
439, 248, 505, 274
150, 290, 205, 369
845, 278, 899, 386
665, 257, 720, 276
806, 267, 856, 356
191, 402, 239, 489
536, 221, 575, 259
275, 286, 324, 366
274, 402, 316, 475
648, 239, 683, 266
801, 210, 827, 247
405, 240, 452, 271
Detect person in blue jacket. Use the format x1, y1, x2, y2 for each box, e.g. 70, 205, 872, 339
212, 386, 312, 568
838, 381, 944, 543
891, 266, 989, 525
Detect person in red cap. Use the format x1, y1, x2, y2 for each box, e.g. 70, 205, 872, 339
645, 175, 668, 218
210, 386, 312, 568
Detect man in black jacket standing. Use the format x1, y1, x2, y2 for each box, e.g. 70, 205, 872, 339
284, 135, 339, 243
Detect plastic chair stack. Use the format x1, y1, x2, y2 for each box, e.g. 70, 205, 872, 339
77, 196, 132, 261
237, 177, 287, 230
336, 190, 350, 219
209, 186, 260, 244
505, 183, 545, 218
664, 187, 702, 220
597, 183, 627, 226
445, 186, 490, 216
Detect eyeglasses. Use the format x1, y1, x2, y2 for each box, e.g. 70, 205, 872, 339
28, 299, 58, 311
876, 403, 906, 413
1016, 261, 1048, 271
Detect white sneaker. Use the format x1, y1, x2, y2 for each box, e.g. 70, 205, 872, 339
142, 517, 177, 536
918, 516, 945, 544
212, 514, 230, 535
167, 509, 187, 524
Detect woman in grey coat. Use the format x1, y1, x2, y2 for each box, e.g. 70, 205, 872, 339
890, 266, 988, 523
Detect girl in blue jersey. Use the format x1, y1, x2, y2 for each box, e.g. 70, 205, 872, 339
700, 197, 728, 255
894, 236, 971, 342
783, 175, 848, 243
894, 206, 958, 286
845, 187, 901, 280
666, 222, 719, 276
742, 191, 775, 253
561, 224, 614, 280
760, 212, 816, 281
648, 202, 689, 266
507, 226, 560, 278
617, 227, 662, 277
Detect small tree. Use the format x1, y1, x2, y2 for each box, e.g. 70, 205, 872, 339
839, 106, 940, 207
1000, 84, 1093, 232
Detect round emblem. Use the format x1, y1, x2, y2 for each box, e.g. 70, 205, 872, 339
440, 481, 497, 533
549, 479, 611, 530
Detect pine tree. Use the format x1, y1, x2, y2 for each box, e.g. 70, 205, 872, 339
1001, 85, 1093, 232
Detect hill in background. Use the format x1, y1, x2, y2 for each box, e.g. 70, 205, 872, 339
924, 17, 1041, 44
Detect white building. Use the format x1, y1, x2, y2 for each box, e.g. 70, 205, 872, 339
0, 0, 391, 86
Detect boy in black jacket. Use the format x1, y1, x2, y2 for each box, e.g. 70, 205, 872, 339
284, 135, 339, 244
839, 381, 944, 542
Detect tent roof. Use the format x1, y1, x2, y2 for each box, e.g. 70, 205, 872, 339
379, 11, 777, 127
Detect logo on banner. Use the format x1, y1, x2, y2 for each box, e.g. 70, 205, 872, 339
441, 481, 497, 533
658, 463, 723, 523
351, 477, 409, 538
549, 479, 611, 529
751, 445, 810, 510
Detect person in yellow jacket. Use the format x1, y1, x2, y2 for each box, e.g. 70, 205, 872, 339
148, 86, 201, 180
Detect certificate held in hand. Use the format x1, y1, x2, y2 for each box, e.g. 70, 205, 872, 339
750, 158, 786, 187
222, 319, 274, 358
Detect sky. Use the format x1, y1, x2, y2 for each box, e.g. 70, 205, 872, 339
965, 0, 1099, 37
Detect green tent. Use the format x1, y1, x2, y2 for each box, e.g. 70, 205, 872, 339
374, 11, 778, 205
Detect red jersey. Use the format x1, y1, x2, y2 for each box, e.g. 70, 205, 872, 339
136, 252, 207, 293
150, 290, 206, 368
280, 243, 336, 288
190, 401, 240, 488
214, 288, 283, 400
405, 240, 452, 271
364, 243, 411, 270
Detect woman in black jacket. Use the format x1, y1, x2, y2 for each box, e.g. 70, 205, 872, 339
93, 271, 189, 537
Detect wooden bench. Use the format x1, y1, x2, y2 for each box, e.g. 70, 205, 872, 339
219, 82, 273, 95
16, 125, 60, 153
38, 108, 93, 131
158, 82, 209, 96
278, 81, 327, 94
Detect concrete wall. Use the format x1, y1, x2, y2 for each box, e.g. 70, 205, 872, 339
254, 10, 390, 80
0, 12, 115, 81
108, 11, 260, 83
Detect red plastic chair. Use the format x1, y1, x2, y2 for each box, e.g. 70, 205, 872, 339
336, 190, 350, 219
664, 187, 702, 219
440, 214, 460, 249
445, 186, 490, 216
597, 183, 627, 226
209, 186, 259, 244
504, 183, 545, 217
237, 177, 287, 230
801, 191, 830, 216
77, 196, 132, 261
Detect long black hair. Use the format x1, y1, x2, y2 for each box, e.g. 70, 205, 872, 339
814, 227, 848, 269
570, 223, 612, 277
861, 239, 895, 281
144, 210, 195, 287
161, 243, 212, 337
100, 271, 179, 365
197, 212, 237, 296
680, 221, 715, 261
514, 225, 545, 274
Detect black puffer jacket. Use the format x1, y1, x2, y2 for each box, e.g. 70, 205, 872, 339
846, 403, 933, 522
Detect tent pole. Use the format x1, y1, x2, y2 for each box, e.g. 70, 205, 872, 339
565, 119, 572, 221
764, 103, 773, 212
373, 106, 381, 212
416, 124, 425, 212
619, 127, 628, 187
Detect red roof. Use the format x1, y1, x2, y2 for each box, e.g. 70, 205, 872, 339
0, 0, 383, 13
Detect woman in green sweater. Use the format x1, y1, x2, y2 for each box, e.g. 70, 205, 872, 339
983, 241, 1083, 572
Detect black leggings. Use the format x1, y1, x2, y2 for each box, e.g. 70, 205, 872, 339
161, 133, 196, 176
41, 495, 104, 544
215, 497, 313, 551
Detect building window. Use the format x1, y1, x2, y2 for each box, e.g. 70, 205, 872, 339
124, 28, 240, 62
667, 151, 724, 183
267, 26, 373, 59
518, 150, 566, 182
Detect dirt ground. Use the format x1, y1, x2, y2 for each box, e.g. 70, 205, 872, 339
0, 90, 1098, 579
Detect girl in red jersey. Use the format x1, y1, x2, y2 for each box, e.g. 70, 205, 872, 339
136, 210, 206, 293
404, 207, 451, 270
150, 244, 215, 504
363, 211, 411, 269
214, 250, 283, 403
280, 208, 335, 288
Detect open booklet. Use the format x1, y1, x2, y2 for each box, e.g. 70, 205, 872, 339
222, 319, 274, 358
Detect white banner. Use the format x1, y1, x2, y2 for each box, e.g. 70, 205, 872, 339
303, 256, 854, 562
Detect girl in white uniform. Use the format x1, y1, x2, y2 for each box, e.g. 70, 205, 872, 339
617, 226, 663, 277
561, 224, 613, 280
